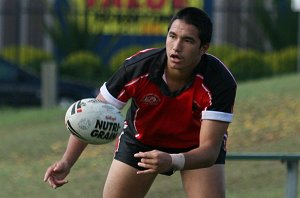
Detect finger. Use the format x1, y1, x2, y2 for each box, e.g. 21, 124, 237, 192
136, 169, 157, 175
137, 162, 148, 168
134, 150, 157, 158
140, 158, 157, 165
43, 172, 50, 182
53, 163, 61, 172
47, 176, 57, 189
54, 179, 69, 187
134, 152, 147, 158
137, 162, 157, 170
48, 176, 68, 189
44, 164, 56, 182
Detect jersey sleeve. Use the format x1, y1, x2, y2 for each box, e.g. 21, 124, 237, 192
202, 84, 236, 122
100, 66, 129, 109
201, 56, 237, 123
99, 48, 160, 109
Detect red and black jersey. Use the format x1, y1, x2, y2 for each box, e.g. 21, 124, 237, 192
100, 48, 237, 149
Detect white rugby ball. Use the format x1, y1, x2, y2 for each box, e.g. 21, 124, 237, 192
65, 98, 124, 145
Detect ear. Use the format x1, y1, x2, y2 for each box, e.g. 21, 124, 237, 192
200, 43, 210, 53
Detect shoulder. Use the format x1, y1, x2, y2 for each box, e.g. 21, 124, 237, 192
198, 54, 237, 115
199, 53, 237, 89
124, 48, 165, 67
119, 48, 166, 80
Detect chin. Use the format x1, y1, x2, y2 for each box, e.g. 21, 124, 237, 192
170, 65, 184, 71
168, 62, 180, 69
168, 64, 177, 69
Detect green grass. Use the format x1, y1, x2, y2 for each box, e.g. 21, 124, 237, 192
0, 74, 299, 197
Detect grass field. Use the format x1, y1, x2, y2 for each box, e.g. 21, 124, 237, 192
0, 74, 299, 197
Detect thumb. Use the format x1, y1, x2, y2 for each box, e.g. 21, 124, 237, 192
44, 163, 58, 182
53, 163, 60, 171
53, 162, 65, 172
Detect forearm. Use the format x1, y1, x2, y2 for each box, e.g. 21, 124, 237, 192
182, 145, 220, 170
61, 135, 88, 168
60, 93, 107, 168
179, 120, 228, 170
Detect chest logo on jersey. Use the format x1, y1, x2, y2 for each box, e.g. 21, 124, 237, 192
140, 94, 160, 105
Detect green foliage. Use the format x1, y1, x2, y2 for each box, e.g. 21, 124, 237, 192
60, 51, 102, 84
226, 50, 272, 81
207, 44, 239, 65
109, 45, 144, 72
0, 45, 53, 74
107, 45, 297, 83
264, 46, 297, 74
44, 2, 102, 60
255, 0, 298, 50
151, 42, 165, 49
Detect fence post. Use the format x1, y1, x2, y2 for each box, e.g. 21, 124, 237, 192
42, 62, 57, 108
285, 160, 299, 198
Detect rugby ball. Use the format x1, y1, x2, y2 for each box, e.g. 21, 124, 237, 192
65, 98, 124, 145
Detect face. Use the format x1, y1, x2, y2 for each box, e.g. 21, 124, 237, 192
166, 19, 207, 72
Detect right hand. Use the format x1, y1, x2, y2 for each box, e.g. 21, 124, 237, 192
43, 160, 71, 189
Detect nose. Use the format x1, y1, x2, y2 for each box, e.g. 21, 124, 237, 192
173, 39, 182, 52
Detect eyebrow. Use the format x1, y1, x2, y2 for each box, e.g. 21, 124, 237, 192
169, 31, 197, 42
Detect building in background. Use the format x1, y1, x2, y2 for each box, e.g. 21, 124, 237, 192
0, 0, 54, 54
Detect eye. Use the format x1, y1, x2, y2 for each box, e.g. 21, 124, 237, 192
184, 38, 194, 44
168, 32, 176, 39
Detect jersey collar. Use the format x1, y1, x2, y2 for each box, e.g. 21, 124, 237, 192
148, 48, 203, 97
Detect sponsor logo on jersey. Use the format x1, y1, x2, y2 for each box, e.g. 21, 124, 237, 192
140, 94, 160, 105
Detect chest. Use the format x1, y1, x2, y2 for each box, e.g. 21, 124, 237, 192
130, 76, 212, 114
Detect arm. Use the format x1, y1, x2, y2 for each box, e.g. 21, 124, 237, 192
61, 135, 88, 168
134, 120, 228, 174
96, 92, 107, 103
183, 120, 228, 169
44, 93, 108, 189
44, 135, 88, 188
49, 92, 107, 170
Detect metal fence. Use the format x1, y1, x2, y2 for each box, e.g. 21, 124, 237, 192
227, 153, 300, 198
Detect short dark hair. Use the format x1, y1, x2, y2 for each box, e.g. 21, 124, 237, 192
168, 7, 212, 45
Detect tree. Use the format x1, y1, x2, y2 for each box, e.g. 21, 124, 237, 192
255, 0, 297, 51
44, 0, 102, 63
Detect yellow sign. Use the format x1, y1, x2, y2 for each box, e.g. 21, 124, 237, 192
72, 0, 203, 35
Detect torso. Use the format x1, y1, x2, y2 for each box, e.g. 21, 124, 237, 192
101, 48, 237, 149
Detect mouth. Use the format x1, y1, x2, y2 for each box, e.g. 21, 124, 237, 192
170, 54, 182, 63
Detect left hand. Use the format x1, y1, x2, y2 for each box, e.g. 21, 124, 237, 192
134, 150, 172, 174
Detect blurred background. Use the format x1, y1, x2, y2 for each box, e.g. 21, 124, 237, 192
0, 0, 299, 197
0, 0, 299, 98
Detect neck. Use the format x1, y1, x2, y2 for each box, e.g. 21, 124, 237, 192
165, 66, 193, 82
164, 67, 193, 92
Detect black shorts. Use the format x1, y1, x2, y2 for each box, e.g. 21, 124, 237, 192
114, 132, 226, 176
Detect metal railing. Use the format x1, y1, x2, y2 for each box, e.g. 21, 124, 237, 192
227, 153, 300, 198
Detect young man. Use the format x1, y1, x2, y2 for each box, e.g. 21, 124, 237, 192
44, 7, 237, 198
